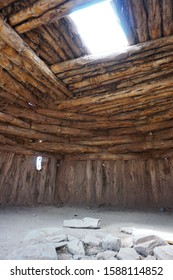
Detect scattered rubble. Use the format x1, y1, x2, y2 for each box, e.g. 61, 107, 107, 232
5, 219, 173, 260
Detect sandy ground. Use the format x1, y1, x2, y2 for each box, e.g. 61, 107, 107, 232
0, 206, 173, 259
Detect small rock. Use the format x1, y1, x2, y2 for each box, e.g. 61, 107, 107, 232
83, 235, 101, 246
117, 248, 141, 260
134, 236, 167, 256
154, 245, 173, 260
67, 239, 85, 255
73, 255, 96, 260
133, 234, 166, 246
145, 255, 156, 260
97, 250, 118, 260
120, 227, 133, 235
85, 245, 102, 256
57, 253, 72, 260
102, 234, 121, 251
121, 237, 133, 248
6, 243, 57, 260
55, 241, 68, 254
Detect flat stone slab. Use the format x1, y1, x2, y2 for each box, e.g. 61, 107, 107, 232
97, 250, 118, 260
67, 239, 85, 255
63, 217, 101, 229
117, 248, 141, 260
83, 235, 101, 246
120, 227, 133, 235
102, 234, 121, 251
154, 245, 173, 260
6, 243, 57, 260
24, 228, 66, 244
133, 234, 165, 246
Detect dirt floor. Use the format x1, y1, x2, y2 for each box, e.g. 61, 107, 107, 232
0, 206, 173, 259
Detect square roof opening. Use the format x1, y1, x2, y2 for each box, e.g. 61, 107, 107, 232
70, 0, 128, 55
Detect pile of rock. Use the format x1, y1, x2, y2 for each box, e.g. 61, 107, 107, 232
4, 219, 173, 260
5, 225, 173, 260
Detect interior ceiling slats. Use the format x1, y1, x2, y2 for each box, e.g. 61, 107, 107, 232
0, 0, 173, 159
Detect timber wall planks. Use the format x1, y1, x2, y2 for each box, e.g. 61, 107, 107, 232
0, 152, 173, 209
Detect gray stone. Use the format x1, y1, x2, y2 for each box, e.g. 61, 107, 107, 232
120, 227, 133, 235
121, 237, 133, 248
134, 235, 167, 256
154, 245, 173, 260
55, 241, 68, 255
24, 228, 66, 244
117, 248, 141, 260
145, 255, 156, 260
57, 253, 73, 260
97, 250, 118, 260
83, 235, 101, 246
102, 234, 121, 251
85, 245, 102, 256
133, 234, 166, 246
6, 243, 57, 260
67, 239, 85, 255
73, 255, 96, 260
135, 238, 167, 256
63, 217, 101, 229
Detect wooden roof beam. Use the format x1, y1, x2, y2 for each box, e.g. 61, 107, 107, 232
10, 0, 101, 33
0, 15, 71, 99
51, 35, 173, 74
0, 0, 16, 9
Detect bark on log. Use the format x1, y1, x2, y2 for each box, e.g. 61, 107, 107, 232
0, 52, 54, 102
55, 75, 173, 110
161, 0, 173, 36
64, 153, 149, 161
51, 35, 173, 74
9, 0, 67, 26
13, 0, 98, 33
0, 15, 71, 98
31, 123, 97, 137
45, 23, 75, 60
36, 108, 107, 122
0, 124, 69, 143
146, 0, 162, 39
0, 89, 28, 107
0, 0, 16, 9
25, 141, 103, 154
0, 112, 30, 129
130, 0, 149, 42
0, 66, 38, 104
0, 41, 60, 99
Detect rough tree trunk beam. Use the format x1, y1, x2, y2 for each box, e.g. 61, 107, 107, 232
0, 15, 71, 98
11, 0, 100, 33
0, 0, 16, 9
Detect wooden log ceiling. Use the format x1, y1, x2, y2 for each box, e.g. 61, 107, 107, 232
0, 0, 173, 160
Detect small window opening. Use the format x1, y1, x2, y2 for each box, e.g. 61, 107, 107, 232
36, 156, 43, 171
70, 0, 128, 55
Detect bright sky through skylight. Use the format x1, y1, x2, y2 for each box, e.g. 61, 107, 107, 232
70, 0, 128, 54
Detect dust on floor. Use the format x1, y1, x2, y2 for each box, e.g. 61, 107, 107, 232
0, 206, 173, 259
